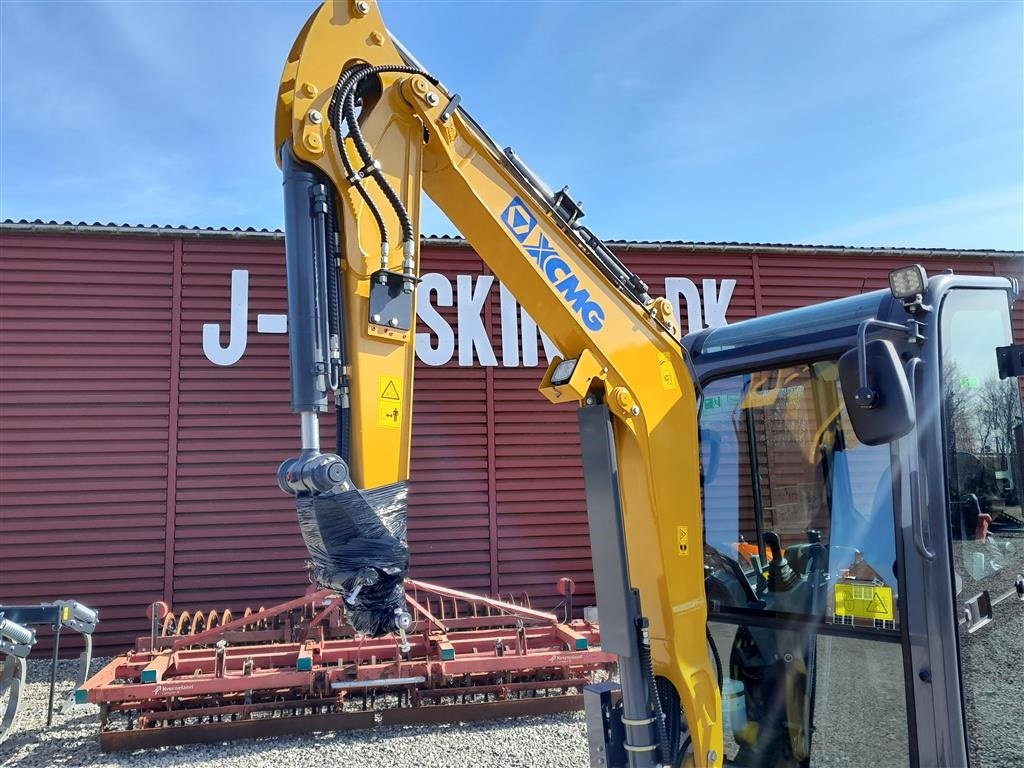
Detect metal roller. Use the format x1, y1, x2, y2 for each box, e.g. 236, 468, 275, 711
161, 612, 177, 638
176, 611, 192, 636
0, 618, 33, 647
0, 655, 27, 744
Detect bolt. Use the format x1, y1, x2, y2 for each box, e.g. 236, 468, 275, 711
425, 92, 439, 107
369, 30, 385, 46
708, 750, 718, 764
585, 396, 595, 406
630, 405, 640, 416
372, 314, 381, 324
389, 318, 399, 327
308, 110, 322, 124
354, 0, 370, 15
301, 82, 318, 98
783, 652, 794, 663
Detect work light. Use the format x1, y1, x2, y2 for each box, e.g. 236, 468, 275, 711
550, 357, 578, 386
888, 265, 928, 300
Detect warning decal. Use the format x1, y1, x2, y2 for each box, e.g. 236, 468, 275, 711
377, 376, 403, 429
834, 584, 894, 622
677, 525, 689, 556
658, 353, 678, 391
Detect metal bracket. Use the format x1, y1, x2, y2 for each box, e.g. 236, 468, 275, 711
996, 344, 1024, 379
439, 92, 461, 123
961, 591, 993, 634
368, 270, 414, 331
584, 682, 627, 768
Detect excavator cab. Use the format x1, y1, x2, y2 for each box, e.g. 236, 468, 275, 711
686, 269, 1023, 767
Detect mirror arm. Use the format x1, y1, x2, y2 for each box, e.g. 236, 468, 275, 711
854, 319, 921, 408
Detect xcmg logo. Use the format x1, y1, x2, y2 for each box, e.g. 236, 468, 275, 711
501, 197, 606, 332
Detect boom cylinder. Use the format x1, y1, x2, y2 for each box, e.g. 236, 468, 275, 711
278, 143, 349, 496
281, 144, 330, 415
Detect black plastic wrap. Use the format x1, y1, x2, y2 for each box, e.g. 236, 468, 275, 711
296, 481, 408, 636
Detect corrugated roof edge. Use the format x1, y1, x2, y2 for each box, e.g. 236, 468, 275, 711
2, 218, 1021, 260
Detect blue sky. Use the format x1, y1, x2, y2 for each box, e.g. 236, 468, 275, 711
1, 0, 1021, 250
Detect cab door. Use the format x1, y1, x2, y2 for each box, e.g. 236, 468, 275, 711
934, 288, 1024, 768
699, 358, 913, 768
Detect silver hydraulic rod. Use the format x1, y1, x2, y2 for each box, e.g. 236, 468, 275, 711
300, 411, 321, 452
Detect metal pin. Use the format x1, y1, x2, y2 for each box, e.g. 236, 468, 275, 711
425, 92, 439, 106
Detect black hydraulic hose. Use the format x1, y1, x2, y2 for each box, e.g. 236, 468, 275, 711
323, 185, 342, 393
329, 65, 390, 252
708, 625, 723, 688
324, 188, 350, 463
676, 736, 692, 768
639, 628, 672, 765
675, 628, 724, 768
339, 64, 439, 247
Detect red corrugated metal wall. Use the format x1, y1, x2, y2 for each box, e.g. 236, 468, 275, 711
1, 234, 174, 650
1, 228, 1020, 652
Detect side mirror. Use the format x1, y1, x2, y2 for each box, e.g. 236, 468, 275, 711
838, 339, 915, 445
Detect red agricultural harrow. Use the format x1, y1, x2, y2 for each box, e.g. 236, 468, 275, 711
79, 578, 616, 751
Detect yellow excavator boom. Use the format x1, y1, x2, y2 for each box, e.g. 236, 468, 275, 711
275, 2, 722, 765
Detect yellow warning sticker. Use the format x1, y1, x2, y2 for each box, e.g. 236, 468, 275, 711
658, 353, 678, 391
377, 376, 403, 429
677, 525, 689, 556
62, 606, 70, 621
834, 584, 894, 621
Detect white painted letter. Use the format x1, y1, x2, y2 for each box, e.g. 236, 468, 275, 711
457, 274, 497, 367
203, 269, 248, 366
499, 283, 521, 367
665, 277, 704, 336
415, 273, 455, 366
702, 278, 735, 328
520, 308, 562, 367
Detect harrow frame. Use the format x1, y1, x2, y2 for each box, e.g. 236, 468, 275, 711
80, 579, 615, 751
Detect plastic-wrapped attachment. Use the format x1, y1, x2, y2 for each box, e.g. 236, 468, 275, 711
295, 481, 408, 636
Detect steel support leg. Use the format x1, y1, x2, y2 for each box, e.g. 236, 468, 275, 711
46, 624, 61, 727
578, 403, 658, 767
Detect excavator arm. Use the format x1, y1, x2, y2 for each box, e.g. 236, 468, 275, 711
274, 3, 722, 765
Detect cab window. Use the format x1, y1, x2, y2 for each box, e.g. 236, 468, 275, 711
700, 360, 909, 768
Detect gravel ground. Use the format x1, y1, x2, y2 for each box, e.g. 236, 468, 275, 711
1, 658, 592, 768
5, 585, 1019, 768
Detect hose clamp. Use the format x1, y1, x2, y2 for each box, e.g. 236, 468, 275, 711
620, 716, 655, 726
623, 742, 658, 753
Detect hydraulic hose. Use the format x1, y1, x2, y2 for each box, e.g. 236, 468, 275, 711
329, 64, 390, 255
639, 623, 672, 765
675, 628, 724, 768
708, 625, 723, 687
323, 184, 342, 393
339, 64, 439, 248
